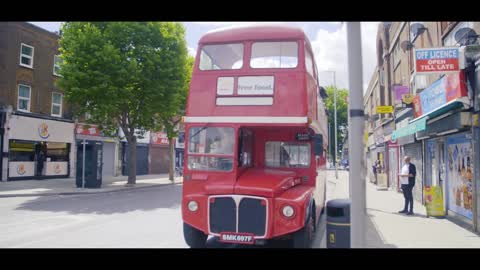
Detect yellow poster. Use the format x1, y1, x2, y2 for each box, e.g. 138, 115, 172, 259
376, 106, 394, 114
424, 186, 445, 217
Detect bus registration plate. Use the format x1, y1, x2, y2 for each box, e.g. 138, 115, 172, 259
219, 232, 255, 244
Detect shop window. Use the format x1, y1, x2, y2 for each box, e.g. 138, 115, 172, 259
9, 140, 35, 161
46, 142, 69, 162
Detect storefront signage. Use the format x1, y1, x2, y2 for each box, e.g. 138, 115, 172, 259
38, 123, 50, 139
402, 94, 415, 104
376, 106, 394, 114
413, 72, 467, 118
75, 124, 101, 136
391, 118, 427, 140
415, 47, 460, 74
9, 115, 74, 143
151, 132, 169, 145
238, 76, 274, 95
424, 186, 445, 217
394, 85, 410, 104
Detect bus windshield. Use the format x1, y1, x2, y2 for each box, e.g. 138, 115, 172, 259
265, 141, 310, 168
187, 127, 234, 171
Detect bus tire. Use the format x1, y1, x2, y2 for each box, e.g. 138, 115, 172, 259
183, 222, 207, 248
292, 210, 314, 248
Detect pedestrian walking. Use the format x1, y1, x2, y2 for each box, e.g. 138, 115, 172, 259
398, 156, 416, 215
372, 160, 379, 184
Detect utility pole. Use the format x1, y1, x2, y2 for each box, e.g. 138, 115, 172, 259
347, 22, 366, 248
322, 70, 338, 179
333, 71, 338, 179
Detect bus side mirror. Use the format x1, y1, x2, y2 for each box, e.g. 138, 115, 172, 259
313, 134, 323, 156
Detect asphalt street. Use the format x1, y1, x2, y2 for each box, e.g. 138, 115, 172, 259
0, 175, 336, 248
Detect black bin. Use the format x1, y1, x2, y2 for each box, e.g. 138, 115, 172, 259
326, 199, 351, 248
76, 140, 103, 188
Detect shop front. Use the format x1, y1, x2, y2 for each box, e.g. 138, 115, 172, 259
75, 123, 119, 177
149, 131, 170, 174
411, 72, 474, 225
5, 113, 74, 180
120, 130, 150, 176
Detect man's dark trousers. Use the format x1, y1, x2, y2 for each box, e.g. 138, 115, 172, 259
401, 184, 414, 212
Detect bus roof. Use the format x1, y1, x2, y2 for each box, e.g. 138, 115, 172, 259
199, 25, 308, 44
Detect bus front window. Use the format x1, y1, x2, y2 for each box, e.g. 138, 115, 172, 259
187, 127, 234, 171
265, 142, 310, 168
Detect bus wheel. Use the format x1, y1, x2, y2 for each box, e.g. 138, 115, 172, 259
292, 212, 315, 248
183, 223, 207, 248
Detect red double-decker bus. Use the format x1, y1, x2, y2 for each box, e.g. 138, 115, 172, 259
182, 26, 328, 248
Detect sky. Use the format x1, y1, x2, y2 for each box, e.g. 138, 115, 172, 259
30, 21, 379, 92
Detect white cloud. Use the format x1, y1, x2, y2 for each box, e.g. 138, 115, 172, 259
312, 22, 379, 93
188, 47, 196, 57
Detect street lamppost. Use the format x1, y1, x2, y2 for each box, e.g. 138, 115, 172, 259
322, 70, 338, 179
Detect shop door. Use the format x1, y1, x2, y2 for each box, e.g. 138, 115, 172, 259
102, 142, 115, 177
34, 142, 47, 177
438, 141, 447, 209
136, 145, 149, 175
150, 146, 169, 174
388, 148, 398, 191
403, 142, 423, 203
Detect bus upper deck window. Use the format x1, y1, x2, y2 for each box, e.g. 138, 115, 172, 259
199, 43, 244, 70
250, 41, 298, 69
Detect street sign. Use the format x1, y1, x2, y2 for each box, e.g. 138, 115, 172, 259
376, 106, 394, 114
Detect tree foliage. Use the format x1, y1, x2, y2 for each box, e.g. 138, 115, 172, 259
324, 86, 349, 162
57, 22, 189, 184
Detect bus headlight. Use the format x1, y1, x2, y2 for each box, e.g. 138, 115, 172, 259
282, 205, 295, 218
188, 201, 199, 212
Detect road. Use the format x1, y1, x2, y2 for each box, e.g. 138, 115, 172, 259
0, 172, 340, 248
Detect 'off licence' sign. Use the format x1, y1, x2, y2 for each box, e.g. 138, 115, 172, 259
415, 47, 460, 74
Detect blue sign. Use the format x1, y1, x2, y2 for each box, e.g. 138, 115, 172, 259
419, 78, 446, 116
415, 48, 459, 60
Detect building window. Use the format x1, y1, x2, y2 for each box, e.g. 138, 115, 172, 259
20, 43, 34, 68
53, 55, 62, 76
17, 84, 31, 112
51, 92, 63, 117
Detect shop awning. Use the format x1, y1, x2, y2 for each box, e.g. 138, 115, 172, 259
391, 118, 427, 140
409, 96, 470, 125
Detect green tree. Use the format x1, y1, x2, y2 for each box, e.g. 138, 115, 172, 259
324, 86, 349, 163
155, 55, 194, 181
57, 22, 189, 185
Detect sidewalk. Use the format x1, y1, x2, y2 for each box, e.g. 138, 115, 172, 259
329, 170, 480, 248
0, 174, 183, 198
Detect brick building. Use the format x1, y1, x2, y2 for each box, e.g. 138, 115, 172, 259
0, 22, 75, 181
